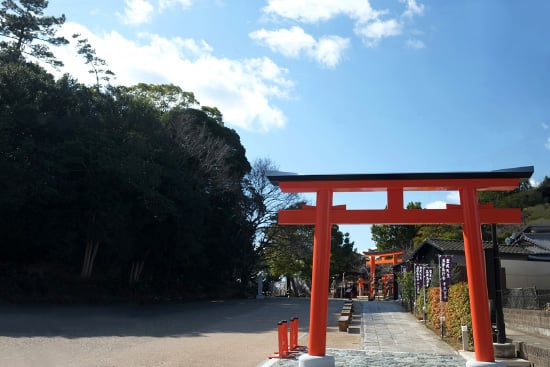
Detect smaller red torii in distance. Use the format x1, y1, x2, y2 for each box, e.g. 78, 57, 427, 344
363, 249, 404, 299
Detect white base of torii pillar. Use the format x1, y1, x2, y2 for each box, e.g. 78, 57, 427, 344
466, 362, 505, 367
299, 354, 335, 367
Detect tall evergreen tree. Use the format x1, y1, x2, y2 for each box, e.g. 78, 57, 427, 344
0, 0, 67, 66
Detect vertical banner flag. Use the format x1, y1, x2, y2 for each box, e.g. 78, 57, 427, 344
424, 267, 434, 288
414, 263, 424, 294
439, 255, 452, 302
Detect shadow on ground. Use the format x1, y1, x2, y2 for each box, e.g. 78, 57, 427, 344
0, 297, 313, 338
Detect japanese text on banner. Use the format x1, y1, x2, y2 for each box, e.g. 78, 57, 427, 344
439, 255, 452, 302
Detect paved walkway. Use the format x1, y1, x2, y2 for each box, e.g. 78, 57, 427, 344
265, 300, 466, 367
361, 300, 457, 353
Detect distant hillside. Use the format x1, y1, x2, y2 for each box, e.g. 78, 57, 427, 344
479, 176, 550, 237
523, 203, 550, 226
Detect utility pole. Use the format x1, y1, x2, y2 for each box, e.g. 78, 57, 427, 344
492, 224, 506, 343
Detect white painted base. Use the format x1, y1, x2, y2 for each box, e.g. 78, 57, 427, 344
466, 361, 505, 367
298, 354, 335, 367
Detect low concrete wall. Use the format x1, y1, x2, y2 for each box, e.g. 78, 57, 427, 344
517, 342, 550, 367
504, 308, 550, 337
505, 308, 550, 367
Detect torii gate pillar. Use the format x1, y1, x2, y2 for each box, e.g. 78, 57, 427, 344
460, 187, 503, 367
299, 190, 336, 367
268, 166, 533, 367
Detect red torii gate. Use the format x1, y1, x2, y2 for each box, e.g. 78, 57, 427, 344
363, 249, 404, 299
268, 166, 533, 367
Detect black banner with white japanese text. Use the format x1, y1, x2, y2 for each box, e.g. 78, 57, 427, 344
439, 255, 452, 302
424, 267, 433, 288
415, 263, 424, 294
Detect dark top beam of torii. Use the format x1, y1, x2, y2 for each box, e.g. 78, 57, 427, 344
267, 166, 533, 367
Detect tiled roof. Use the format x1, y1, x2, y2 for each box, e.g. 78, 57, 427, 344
415, 237, 550, 257
515, 232, 550, 253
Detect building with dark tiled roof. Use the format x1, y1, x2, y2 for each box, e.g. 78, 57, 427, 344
409, 226, 550, 290
506, 226, 550, 261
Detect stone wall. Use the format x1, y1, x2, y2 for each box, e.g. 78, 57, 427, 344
517, 343, 550, 367
504, 308, 550, 337
504, 308, 550, 367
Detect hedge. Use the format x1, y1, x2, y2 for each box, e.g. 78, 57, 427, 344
414, 282, 473, 346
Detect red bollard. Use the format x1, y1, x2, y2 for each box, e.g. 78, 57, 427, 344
289, 317, 306, 352
268, 320, 294, 359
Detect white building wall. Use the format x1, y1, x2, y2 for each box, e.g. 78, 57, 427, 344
501, 259, 550, 289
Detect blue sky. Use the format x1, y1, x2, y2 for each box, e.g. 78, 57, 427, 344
42, 0, 550, 252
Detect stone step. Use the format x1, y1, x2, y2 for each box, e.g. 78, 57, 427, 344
458, 351, 533, 367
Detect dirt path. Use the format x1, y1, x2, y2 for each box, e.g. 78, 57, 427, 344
0, 298, 359, 367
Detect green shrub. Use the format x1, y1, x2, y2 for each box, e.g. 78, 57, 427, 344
444, 282, 472, 342
411, 282, 473, 347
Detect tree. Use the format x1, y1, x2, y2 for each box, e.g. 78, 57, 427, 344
201, 106, 223, 124
72, 33, 115, 90
0, 0, 68, 66
413, 224, 462, 247
242, 158, 300, 250
0, 59, 256, 299
539, 176, 550, 203
330, 227, 362, 277
371, 202, 422, 251
264, 221, 313, 296
116, 83, 199, 113
264, 219, 361, 296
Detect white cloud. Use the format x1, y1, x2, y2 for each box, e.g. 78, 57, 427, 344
313, 36, 350, 68
546, 136, 550, 150
425, 200, 446, 209
406, 38, 425, 49
446, 191, 460, 204
543, 123, 549, 130
425, 191, 459, 209
158, 0, 192, 11
261, 0, 425, 49
250, 27, 316, 58
262, 0, 381, 24
118, 0, 155, 25
401, 0, 425, 18
250, 26, 349, 68
355, 19, 403, 47
51, 22, 292, 132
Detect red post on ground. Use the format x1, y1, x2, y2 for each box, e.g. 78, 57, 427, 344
460, 187, 495, 362
308, 190, 332, 356
269, 320, 293, 359
289, 317, 306, 351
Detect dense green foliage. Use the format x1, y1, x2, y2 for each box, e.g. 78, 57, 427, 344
0, 0, 67, 66
397, 270, 415, 310
263, 221, 361, 296
0, 56, 261, 300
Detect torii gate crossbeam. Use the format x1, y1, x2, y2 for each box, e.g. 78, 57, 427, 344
268, 166, 533, 367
